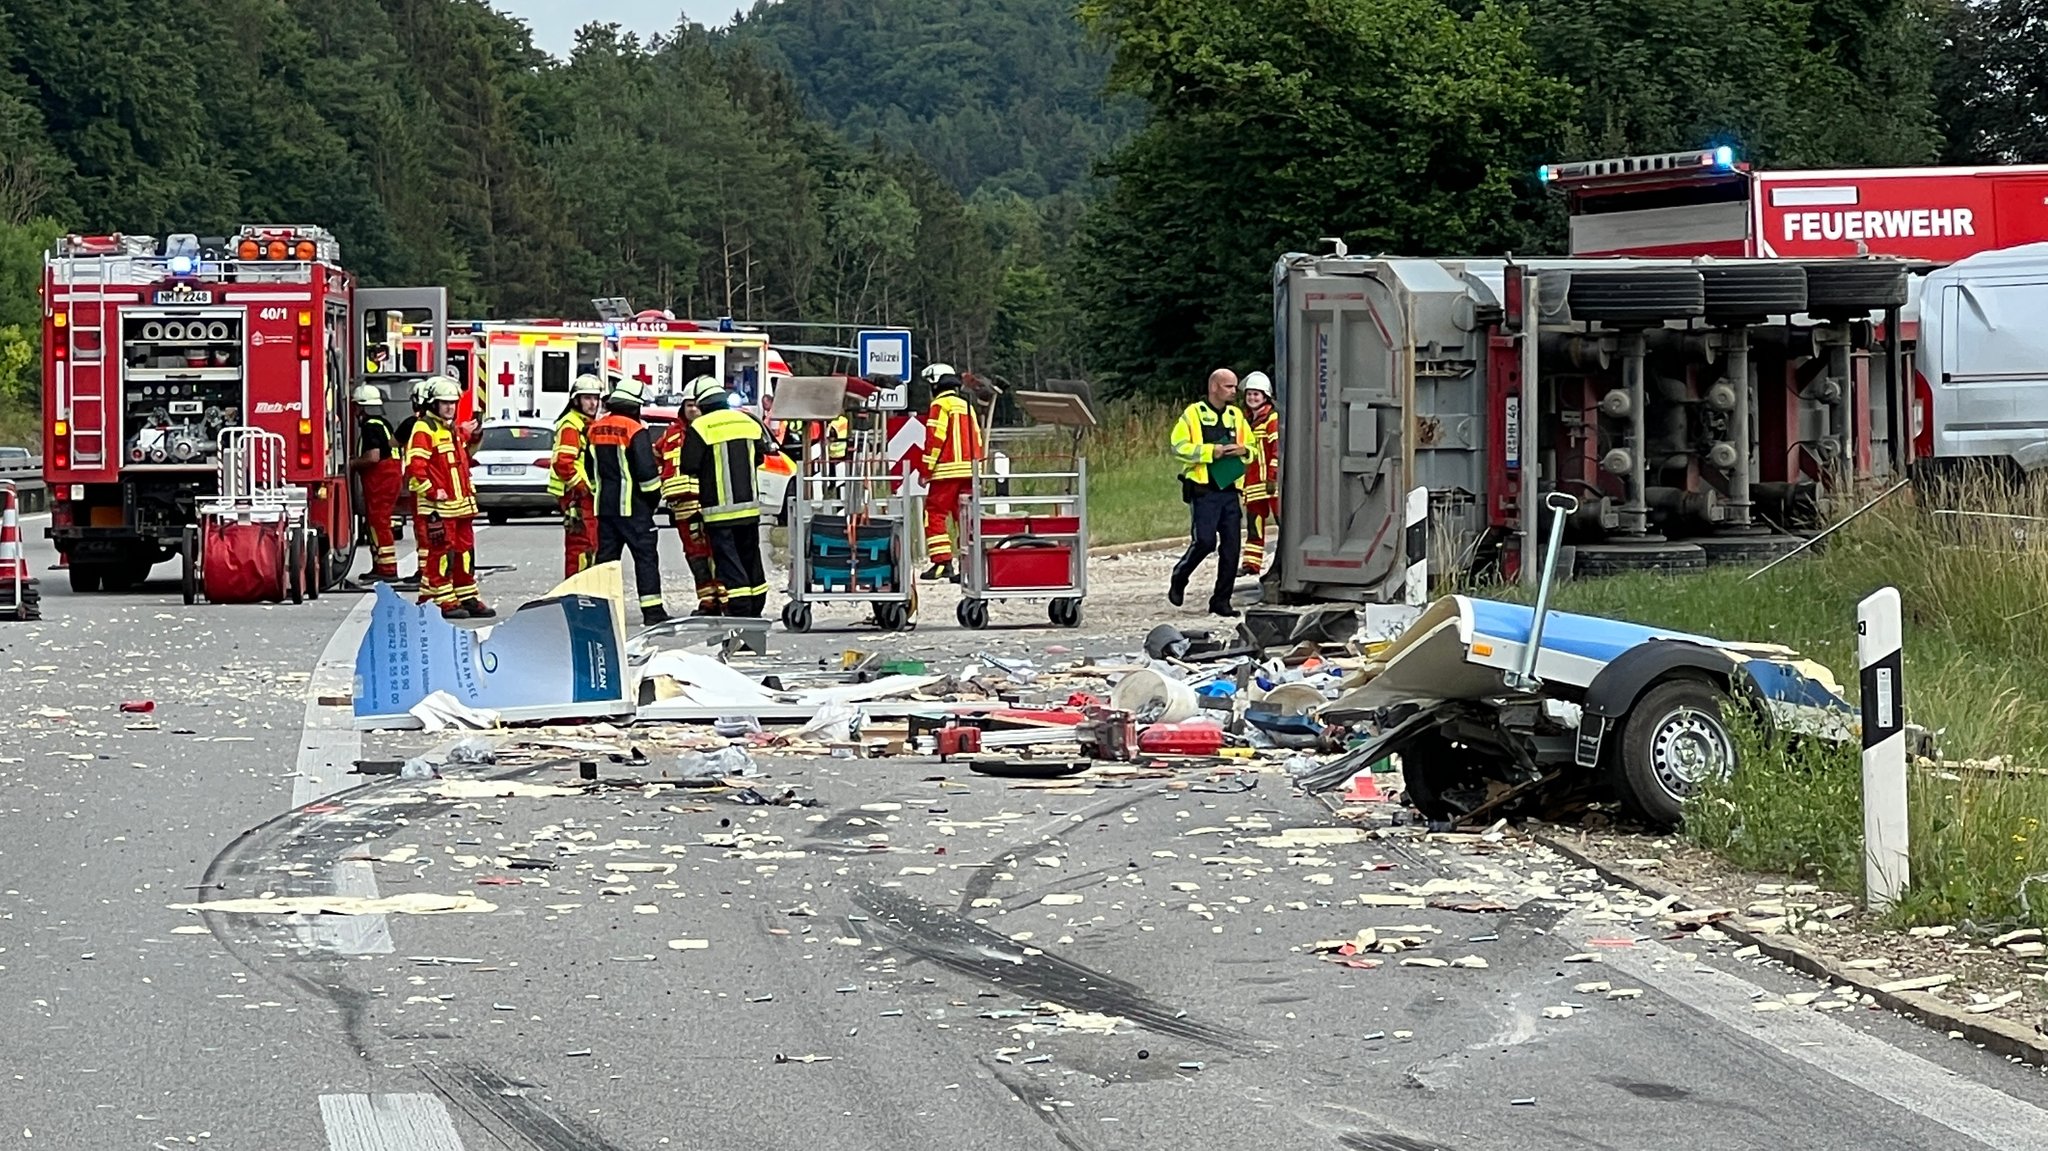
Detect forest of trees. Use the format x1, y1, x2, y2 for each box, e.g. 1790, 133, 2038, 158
1, 0, 2045, 406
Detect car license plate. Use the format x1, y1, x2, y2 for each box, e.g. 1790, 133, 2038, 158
487, 464, 524, 476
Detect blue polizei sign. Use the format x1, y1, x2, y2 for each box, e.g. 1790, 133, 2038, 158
857, 330, 912, 381
352, 583, 635, 728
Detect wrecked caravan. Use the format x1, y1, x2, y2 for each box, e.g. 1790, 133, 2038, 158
1300, 595, 1855, 826
1271, 251, 1914, 604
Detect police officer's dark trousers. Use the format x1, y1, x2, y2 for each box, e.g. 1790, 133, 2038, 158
1171, 487, 1241, 611
598, 510, 663, 610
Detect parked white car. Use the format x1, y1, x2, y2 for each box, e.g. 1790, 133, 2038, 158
470, 419, 558, 524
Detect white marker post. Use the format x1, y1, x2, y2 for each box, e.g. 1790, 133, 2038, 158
1857, 587, 1909, 910
1402, 486, 1428, 607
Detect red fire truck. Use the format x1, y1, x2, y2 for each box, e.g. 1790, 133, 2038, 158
42, 226, 447, 593
1546, 146, 2048, 262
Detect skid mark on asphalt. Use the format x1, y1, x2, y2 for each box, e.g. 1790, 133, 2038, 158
1564, 910, 2048, 1151
291, 860, 395, 955
417, 1061, 634, 1151
852, 881, 1260, 1055
319, 1092, 465, 1150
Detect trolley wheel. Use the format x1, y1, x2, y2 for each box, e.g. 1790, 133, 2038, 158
959, 597, 990, 630
1049, 597, 1082, 628
781, 600, 813, 633
286, 528, 305, 605
180, 526, 199, 606
875, 601, 909, 632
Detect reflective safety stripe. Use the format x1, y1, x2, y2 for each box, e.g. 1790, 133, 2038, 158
548, 410, 590, 498
1170, 401, 1249, 487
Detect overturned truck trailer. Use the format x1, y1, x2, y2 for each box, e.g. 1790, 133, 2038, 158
1270, 253, 1913, 603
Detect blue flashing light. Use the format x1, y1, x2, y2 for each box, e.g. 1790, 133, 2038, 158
167, 255, 195, 276
1536, 164, 1553, 183
1713, 145, 1735, 169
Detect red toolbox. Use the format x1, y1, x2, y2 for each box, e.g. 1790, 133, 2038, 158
985, 540, 1073, 590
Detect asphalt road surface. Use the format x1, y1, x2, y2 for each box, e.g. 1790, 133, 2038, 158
5, 513, 2048, 1151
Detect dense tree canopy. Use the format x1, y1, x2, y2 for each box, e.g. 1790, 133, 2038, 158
0, 0, 2039, 409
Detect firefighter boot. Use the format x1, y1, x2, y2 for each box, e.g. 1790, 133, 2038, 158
642, 603, 673, 626
921, 561, 955, 583
461, 599, 497, 619
439, 604, 473, 621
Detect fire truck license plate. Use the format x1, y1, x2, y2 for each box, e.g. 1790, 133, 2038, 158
488, 465, 523, 476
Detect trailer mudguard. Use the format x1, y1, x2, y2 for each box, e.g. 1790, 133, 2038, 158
1573, 640, 1751, 768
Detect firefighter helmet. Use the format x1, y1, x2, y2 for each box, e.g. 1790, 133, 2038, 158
410, 377, 435, 408
570, 373, 604, 398
607, 378, 644, 406
684, 375, 721, 404
920, 362, 956, 385
427, 375, 463, 404
351, 383, 383, 406
1242, 371, 1272, 397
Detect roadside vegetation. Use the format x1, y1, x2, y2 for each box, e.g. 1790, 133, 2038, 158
1538, 477, 2048, 931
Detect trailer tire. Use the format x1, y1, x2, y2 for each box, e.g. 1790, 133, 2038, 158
69, 563, 103, 594
1799, 260, 1909, 317
1566, 269, 1706, 325
1394, 736, 1493, 822
180, 527, 200, 606
1573, 541, 1707, 577
1694, 533, 1807, 568
1609, 675, 1734, 828
1700, 264, 1808, 324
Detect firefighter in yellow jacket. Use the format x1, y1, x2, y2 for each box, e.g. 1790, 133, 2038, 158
1168, 368, 1253, 617
1240, 371, 1280, 576
675, 386, 770, 617
918, 363, 984, 581
549, 374, 604, 579
658, 376, 724, 615
403, 375, 494, 620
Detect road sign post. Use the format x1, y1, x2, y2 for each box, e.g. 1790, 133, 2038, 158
857, 330, 912, 410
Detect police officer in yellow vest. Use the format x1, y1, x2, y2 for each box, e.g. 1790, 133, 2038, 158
1168, 368, 1254, 617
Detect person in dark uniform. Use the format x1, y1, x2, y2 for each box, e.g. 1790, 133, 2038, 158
351, 383, 401, 581
586, 377, 669, 625
1168, 367, 1253, 617
676, 386, 769, 617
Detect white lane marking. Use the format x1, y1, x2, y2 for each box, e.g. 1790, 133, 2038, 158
293, 593, 378, 808
319, 1093, 465, 1151
1567, 913, 2048, 1150
293, 861, 394, 955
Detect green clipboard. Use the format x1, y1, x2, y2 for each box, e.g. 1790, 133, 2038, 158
1209, 453, 1247, 490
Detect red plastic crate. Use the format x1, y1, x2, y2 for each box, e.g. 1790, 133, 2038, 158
1027, 515, 1081, 535
985, 543, 1073, 589
979, 516, 1032, 537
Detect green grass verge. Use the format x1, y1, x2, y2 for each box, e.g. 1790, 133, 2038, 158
1521, 480, 2048, 931
1081, 402, 1186, 547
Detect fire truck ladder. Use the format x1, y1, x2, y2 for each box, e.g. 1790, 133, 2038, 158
60, 257, 112, 467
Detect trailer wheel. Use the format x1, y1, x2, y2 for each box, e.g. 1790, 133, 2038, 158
1694, 533, 1807, 568
1799, 260, 1909, 318
1610, 675, 1735, 828
305, 529, 324, 601
1394, 736, 1493, 822
1700, 264, 1808, 324
1566, 269, 1706, 326
1573, 541, 1707, 578
68, 563, 103, 594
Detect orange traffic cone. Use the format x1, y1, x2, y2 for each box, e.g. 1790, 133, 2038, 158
0, 483, 38, 619
1343, 768, 1383, 803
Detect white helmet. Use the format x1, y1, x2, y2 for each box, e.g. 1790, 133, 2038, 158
410, 377, 436, 407
570, 373, 604, 399
684, 375, 721, 404
920, 362, 956, 384
606, 377, 644, 406
1242, 371, 1273, 397
426, 375, 462, 404
351, 383, 383, 406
